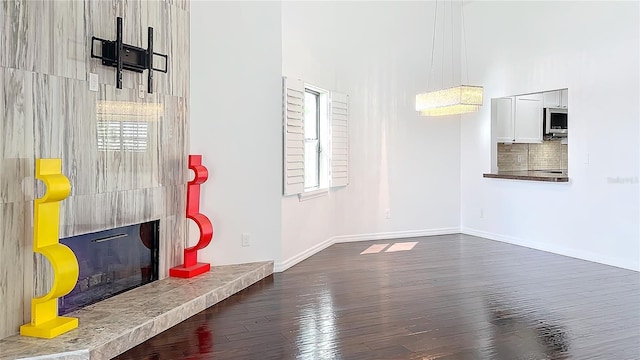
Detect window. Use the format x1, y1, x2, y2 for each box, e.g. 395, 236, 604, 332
304, 89, 321, 190
302, 86, 330, 192
283, 76, 349, 198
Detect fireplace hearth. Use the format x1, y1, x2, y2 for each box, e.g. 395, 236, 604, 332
59, 220, 159, 315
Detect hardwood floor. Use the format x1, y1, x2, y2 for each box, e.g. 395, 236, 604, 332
114, 234, 640, 359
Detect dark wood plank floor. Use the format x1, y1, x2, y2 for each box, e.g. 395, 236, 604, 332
114, 234, 640, 360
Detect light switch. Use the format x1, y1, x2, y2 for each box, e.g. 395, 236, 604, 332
89, 73, 98, 92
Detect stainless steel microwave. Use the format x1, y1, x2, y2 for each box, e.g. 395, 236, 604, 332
544, 108, 568, 136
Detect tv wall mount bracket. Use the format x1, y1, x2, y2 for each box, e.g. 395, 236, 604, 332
91, 16, 168, 93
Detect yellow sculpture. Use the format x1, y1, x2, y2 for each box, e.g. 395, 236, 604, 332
20, 159, 79, 339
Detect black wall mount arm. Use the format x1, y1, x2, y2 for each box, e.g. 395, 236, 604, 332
91, 16, 168, 93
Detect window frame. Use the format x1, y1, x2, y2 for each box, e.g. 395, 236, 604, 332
303, 88, 321, 191
282, 75, 349, 199
301, 83, 330, 196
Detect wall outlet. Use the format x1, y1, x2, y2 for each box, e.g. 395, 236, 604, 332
517, 155, 523, 163
480, 208, 484, 219
241, 233, 250, 247
384, 209, 391, 219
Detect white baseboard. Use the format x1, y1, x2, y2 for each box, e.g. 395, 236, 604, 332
461, 227, 640, 272
275, 227, 460, 272
332, 227, 460, 243
275, 236, 335, 272
277, 227, 639, 272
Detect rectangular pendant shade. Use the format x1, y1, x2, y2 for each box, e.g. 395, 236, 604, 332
416, 85, 483, 116
419, 104, 480, 116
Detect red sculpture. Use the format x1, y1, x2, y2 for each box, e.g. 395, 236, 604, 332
170, 155, 213, 278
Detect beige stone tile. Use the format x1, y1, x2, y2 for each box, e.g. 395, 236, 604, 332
0, 261, 273, 360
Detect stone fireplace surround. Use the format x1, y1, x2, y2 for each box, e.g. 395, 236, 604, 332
0, 0, 193, 347
0, 261, 273, 360
0, 3, 275, 358
0, 0, 194, 342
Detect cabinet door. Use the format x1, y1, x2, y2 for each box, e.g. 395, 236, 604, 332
543, 90, 561, 108
495, 97, 514, 142
514, 94, 543, 143
560, 89, 568, 108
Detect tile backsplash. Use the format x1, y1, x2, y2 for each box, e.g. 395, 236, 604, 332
498, 140, 567, 171
497, 143, 529, 171
529, 141, 563, 170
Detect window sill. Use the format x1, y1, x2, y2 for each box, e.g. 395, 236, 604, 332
298, 188, 329, 202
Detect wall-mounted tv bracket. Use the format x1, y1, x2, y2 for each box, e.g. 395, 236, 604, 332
90, 16, 168, 93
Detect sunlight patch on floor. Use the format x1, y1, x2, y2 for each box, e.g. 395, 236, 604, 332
360, 242, 418, 255
385, 242, 418, 252
360, 244, 390, 254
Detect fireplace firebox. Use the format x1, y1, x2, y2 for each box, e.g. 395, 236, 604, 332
58, 220, 159, 315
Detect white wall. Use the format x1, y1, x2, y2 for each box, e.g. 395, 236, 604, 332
280, 1, 462, 269
460, 1, 640, 270
190, 1, 282, 266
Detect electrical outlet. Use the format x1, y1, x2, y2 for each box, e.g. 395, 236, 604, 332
517, 155, 523, 163
480, 208, 484, 219
384, 209, 391, 219
241, 233, 250, 247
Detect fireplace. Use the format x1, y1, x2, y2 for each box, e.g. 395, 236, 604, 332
58, 220, 159, 315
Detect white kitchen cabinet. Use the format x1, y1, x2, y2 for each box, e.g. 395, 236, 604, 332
560, 89, 568, 108
514, 93, 543, 143
543, 89, 568, 108
495, 97, 515, 142
543, 91, 560, 108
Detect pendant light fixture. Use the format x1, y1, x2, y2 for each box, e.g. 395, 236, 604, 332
416, 0, 483, 116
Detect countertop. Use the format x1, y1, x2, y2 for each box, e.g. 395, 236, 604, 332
483, 170, 569, 182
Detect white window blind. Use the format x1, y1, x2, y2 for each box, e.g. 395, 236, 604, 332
283, 76, 305, 196
330, 91, 349, 187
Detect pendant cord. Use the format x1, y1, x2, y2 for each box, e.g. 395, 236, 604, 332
461, 1, 469, 84
427, 0, 438, 92
427, 0, 471, 91
450, 0, 454, 87
441, 0, 445, 89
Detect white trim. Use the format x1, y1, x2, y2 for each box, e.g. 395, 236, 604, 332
275, 236, 335, 272
274, 227, 460, 272
461, 227, 640, 272
277, 227, 640, 273
298, 188, 329, 202
332, 228, 460, 243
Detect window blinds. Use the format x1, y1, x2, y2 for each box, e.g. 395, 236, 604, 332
282, 76, 305, 195
330, 92, 349, 187
282, 76, 350, 195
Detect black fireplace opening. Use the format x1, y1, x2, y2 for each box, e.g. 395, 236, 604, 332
59, 220, 159, 315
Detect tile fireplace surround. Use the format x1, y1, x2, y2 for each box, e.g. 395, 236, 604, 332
0, 0, 192, 344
